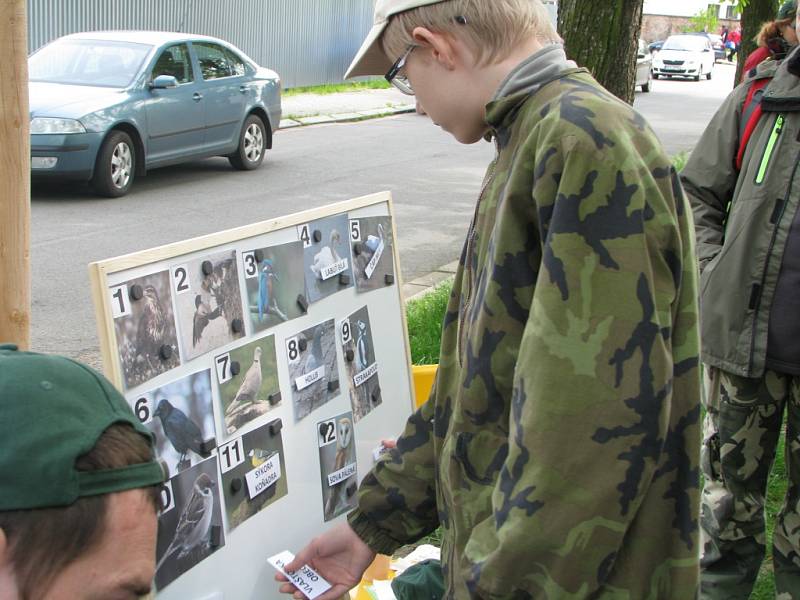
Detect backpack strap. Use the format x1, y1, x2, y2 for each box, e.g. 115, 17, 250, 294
736, 77, 771, 170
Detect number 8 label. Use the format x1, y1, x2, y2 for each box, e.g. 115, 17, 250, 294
286, 337, 300, 363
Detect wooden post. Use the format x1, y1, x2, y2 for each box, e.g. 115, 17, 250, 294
0, 0, 30, 348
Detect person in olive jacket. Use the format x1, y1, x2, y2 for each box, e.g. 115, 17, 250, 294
681, 35, 800, 599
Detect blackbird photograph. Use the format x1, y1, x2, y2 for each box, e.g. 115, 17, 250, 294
286, 319, 340, 421
340, 306, 382, 423
350, 216, 396, 293
112, 270, 181, 390
216, 335, 280, 437
155, 457, 225, 591
173, 250, 245, 361
242, 241, 305, 334
131, 370, 216, 477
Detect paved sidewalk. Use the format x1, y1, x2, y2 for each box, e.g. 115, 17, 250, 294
280, 87, 417, 129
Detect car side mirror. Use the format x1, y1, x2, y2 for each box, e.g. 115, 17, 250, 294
702, 48, 711, 52
150, 74, 179, 89
638, 52, 646, 58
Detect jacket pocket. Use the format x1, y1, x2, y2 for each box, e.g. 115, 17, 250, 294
754, 114, 785, 185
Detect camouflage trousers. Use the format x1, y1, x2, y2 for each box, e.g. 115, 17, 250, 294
700, 366, 800, 599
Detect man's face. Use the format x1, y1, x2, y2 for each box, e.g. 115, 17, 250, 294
42, 490, 158, 600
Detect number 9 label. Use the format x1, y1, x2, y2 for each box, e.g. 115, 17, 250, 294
340, 319, 352, 345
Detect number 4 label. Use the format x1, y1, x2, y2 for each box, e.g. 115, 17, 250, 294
220, 437, 245, 474
297, 224, 312, 248
110, 285, 131, 318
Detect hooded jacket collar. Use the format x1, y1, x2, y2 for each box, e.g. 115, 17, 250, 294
761, 45, 800, 111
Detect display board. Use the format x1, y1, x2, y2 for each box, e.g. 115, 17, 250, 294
89, 192, 415, 600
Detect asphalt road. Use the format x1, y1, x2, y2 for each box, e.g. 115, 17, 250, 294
30, 61, 737, 362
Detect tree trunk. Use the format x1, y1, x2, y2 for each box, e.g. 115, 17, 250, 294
557, 0, 645, 104
0, 0, 30, 348
735, 0, 780, 85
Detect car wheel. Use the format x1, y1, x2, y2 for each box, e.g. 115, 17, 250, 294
642, 71, 651, 93
653, 73, 660, 79
694, 67, 702, 82
229, 114, 267, 171
91, 130, 135, 198
706, 67, 713, 80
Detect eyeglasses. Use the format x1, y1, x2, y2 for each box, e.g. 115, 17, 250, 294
385, 45, 415, 95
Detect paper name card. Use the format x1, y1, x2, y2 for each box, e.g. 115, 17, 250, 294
245, 454, 281, 499
268, 550, 332, 600
296, 366, 326, 391
327, 462, 356, 487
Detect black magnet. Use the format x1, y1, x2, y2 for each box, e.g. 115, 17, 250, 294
231, 318, 244, 334
268, 392, 281, 406
230, 478, 243, 494
298, 337, 308, 352
319, 423, 328, 437
371, 388, 381, 404
346, 482, 357, 498
345, 349, 354, 362
328, 380, 339, 393
210, 525, 222, 547
230, 361, 241, 376
254, 249, 264, 263
159, 345, 173, 361
269, 419, 283, 436
353, 242, 364, 256
312, 229, 322, 243
199, 439, 215, 456
339, 273, 351, 286
385, 273, 395, 285
297, 294, 309, 313
201, 260, 213, 276
129, 284, 144, 301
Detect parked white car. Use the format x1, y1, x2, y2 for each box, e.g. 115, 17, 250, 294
651, 34, 715, 81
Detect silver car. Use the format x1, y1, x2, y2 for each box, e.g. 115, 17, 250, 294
29, 31, 281, 197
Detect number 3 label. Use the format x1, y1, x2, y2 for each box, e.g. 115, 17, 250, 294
243, 251, 258, 279
318, 419, 337, 448
220, 437, 245, 473
110, 285, 131, 318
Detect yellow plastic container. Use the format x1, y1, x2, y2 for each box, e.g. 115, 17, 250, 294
412, 364, 438, 408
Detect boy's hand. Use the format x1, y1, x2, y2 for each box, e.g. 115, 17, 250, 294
274, 523, 376, 600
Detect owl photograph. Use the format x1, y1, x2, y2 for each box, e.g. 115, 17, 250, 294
317, 411, 357, 522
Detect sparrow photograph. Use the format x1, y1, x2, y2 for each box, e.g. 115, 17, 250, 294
340, 306, 382, 423
131, 370, 216, 476
317, 411, 357, 522
242, 241, 305, 334
220, 419, 288, 531
301, 214, 354, 305
113, 270, 181, 390
216, 335, 280, 437
350, 216, 396, 293
155, 457, 225, 591
286, 319, 340, 422
173, 250, 245, 361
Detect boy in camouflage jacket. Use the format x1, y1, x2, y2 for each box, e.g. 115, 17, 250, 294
277, 1, 702, 598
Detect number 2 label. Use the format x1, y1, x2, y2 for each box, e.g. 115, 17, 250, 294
110, 285, 131, 318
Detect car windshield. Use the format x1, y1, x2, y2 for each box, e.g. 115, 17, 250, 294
662, 36, 707, 52
29, 38, 152, 87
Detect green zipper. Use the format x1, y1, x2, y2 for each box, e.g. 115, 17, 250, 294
755, 114, 785, 184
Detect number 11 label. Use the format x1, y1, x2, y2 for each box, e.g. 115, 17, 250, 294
219, 437, 245, 473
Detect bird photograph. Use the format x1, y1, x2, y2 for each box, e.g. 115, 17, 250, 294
302, 215, 354, 303
352, 216, 395, 292
288, 320, 340, 422
340, 307, 382, 422
113, 271, 180, 390
139, 370, 215, 476
154, 463, 224, 591
192, 293, 221, 348
320, 414, 357, 521
244, 242, 305, 333
218, 338, 280, 436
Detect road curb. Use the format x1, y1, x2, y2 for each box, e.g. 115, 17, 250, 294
279, 104, 416, 130
402, 260, 459, 303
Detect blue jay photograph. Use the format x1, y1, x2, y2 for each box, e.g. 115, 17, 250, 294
242, 241, 305, 334
351, 216, 396, 293
286, 319, 340, 421
301, 214, 354, 305
340, 306, 382, 422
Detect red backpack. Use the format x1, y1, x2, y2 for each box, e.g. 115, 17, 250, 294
736, 77, 772, 170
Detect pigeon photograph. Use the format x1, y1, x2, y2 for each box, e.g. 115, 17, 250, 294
340, 306, 382, 422
130, 370, 216, 477
173, 250, 245, 361
219, 419, 288, 531
155, 457, 225, 591
300, 214, 354, 305
350, 216, 396, 293
112, 270, 181, 390
317, 411, 357, 522
216, 335, 280, 436
286, 319, 340, 421
242, 241, 305, 334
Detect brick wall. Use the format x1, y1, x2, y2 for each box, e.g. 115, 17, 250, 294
641, 14, 740, 42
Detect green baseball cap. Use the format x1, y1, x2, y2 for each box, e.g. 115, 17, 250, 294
778, 0, 797, 20
345, 0, 449, 78
0, 344, 165, 511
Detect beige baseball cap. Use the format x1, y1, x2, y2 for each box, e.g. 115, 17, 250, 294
345, 0, 449, 79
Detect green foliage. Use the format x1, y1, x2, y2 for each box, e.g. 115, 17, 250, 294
685, 6, 719, 32
283, 79, 391, 97
672, 151, 689, 172
405, 281, 452, 365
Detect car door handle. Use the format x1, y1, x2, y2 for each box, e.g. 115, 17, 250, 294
239, 85, 248, 94
193, 92, 203, 102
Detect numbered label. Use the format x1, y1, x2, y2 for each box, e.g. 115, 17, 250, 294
340, 319, 352, 345
243, 251, 258, 279
220, 437, 245, 474
109, 285, 131, 318
318, 419, 337, 448
216, 353, 233, 384
349, 219, 361, 242
133, 395, 153, 425
160, 480, 175, 514
172, 265, 190, 294
297, 224, 312, 248
286, 336, 300, 364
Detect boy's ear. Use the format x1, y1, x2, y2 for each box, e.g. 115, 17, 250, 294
411, 26, 458, 70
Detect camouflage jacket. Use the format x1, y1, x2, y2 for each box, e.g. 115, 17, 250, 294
349, 65, 701, 599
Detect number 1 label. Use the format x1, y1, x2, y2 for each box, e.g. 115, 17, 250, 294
110, 285, 131, 318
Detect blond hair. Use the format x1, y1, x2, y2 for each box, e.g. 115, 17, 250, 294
381, 0, 560, 66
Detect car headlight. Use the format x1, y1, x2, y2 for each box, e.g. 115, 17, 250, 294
30, 117, 86, 134
686, 61, 697, 67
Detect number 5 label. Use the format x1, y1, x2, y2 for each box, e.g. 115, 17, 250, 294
220, 437, 245, 474
110, 285, 131, 318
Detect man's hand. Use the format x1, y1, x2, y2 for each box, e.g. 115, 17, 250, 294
275, 522, 376, 600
